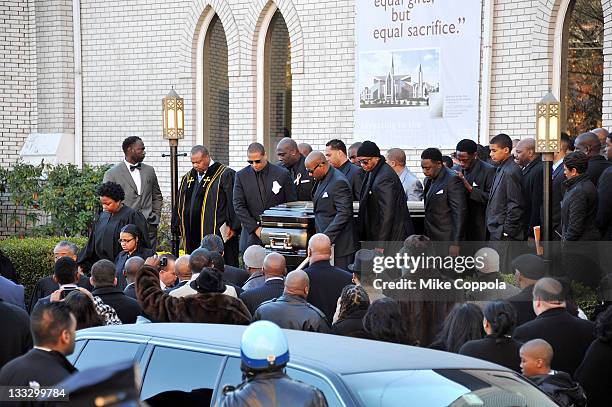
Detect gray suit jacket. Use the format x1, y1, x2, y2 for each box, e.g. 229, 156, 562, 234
103, 161, 163, 225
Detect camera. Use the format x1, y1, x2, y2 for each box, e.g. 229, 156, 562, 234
60, 287, 77, 299
159, 257, 168, 268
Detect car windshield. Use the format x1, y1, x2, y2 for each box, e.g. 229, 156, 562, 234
343, 369, 557, 407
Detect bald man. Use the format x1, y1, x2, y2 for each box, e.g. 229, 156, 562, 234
513, 277, 595, 376
306, 152, 357, 268
575, 131, 611, 186
298, 142, 313, 157
386, 148, 424, 201
592, 128, 609, 156
514, 138, 543, 239
302, 233, 353, 323
165, 255, 192, 294
252, 269, 329, 332
239, 252, 286, 315
123, 256, 145, 299
276, 137, 314, 201
520, 339, 586, 406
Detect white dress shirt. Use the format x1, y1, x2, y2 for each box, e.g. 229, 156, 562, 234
124, 159, 142, 195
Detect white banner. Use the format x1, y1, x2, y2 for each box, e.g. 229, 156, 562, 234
355, 0, 483, 149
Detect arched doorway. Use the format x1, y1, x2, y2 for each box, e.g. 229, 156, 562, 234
202, 14, 229, 163
263, 10, 291, 154
561, 0, 604, 135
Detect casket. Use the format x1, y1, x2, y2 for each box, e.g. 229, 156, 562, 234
260, 200, 425, 269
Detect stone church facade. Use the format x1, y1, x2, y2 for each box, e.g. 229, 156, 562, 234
1, 0, 611, 198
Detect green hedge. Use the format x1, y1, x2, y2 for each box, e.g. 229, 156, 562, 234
0, 237, 87, 301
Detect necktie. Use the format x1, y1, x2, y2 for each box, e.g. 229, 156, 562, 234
130, 163, 141, 171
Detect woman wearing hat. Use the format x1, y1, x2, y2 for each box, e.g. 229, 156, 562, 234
136, 257, 251, 324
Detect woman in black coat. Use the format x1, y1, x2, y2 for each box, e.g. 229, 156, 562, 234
575, 306, 612, 407
560, 152, 602, 287
560, 152, 601, 242
331, 285, 370, 338
459, 300, 522, 372
78, 182, 150, 272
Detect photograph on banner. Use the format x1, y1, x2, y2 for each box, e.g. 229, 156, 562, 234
355, 0, 482, 149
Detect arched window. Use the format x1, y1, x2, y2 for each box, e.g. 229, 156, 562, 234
264, 10, 291, 153
202, 14, 229, 163
561, 0, 604, 135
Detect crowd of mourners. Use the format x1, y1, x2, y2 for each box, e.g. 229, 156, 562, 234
1, 129, 612, 406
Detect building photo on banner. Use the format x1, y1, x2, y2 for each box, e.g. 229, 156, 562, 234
355, 0, 482, 149
3, 0, 612, 405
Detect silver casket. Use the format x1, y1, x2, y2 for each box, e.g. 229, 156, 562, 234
260, 201, 425, 269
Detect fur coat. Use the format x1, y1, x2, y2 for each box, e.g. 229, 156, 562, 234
136, 264, 251, 324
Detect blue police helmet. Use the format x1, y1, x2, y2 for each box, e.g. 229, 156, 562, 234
241, 321, 290, 370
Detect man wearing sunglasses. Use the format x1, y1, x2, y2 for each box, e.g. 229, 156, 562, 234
305, 152, 357, 269
234, 142, 297, 253
356, 141, 414, 244
276, 137, 315, 201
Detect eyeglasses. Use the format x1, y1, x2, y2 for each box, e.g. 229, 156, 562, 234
118, 238, 135, 244
358, 159, 371, 165
247, 159, 263, 164
306, 163, 323, 174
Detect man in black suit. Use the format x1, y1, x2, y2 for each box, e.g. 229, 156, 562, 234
103, 136, 163, 248
303, 234, 353, 323
515, 138, 543, 240
200, 234, 249, 286
234, 142, 297, 253
486, 133, 525, 241
32, 258, 80, 314
507, 254, 546, 326
552, 133, 573, 239
0, 302, 77, 388
239, 252, 286, 315
325, 139, 365, 200
575, 131, 611, 186
348, 142, 362, 165
357, 141, 414, 245
305, 152, 357, 268
90, 259, 141, 324
0, 299, 31, 369
276, 137, 314, 201
122, 256, 144, 300
455, 139, 496, 241
421, 148, 467, 256
513, 277, 595, 376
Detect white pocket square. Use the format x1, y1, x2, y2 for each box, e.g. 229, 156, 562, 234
272, 181, 282, 194
436, 189, 444, 195
473, 182, 478, 187
322, 192, 329, 198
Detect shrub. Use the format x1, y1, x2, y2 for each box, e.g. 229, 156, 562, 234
38, 163, 110, 236
0, 236, 87, 302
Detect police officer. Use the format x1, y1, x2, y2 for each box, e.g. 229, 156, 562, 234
219, 321, 328, 407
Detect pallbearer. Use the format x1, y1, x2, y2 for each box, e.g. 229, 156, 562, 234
305, 152, 357, 269
172, 145, 240, 266
234, 142, 297, 253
